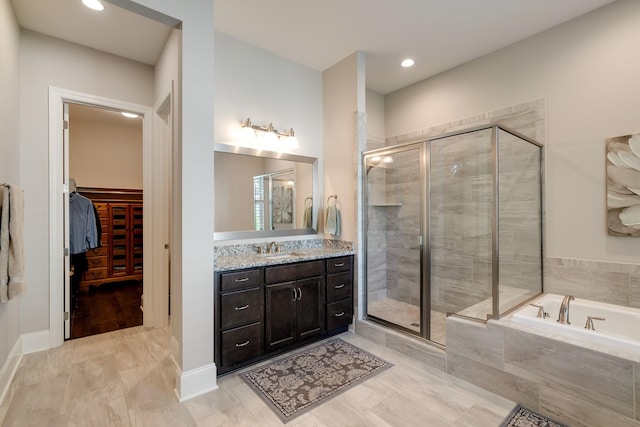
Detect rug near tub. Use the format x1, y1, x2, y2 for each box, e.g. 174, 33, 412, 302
500, 404, 567, 427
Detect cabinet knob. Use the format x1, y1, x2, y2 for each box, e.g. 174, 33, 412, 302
235, 340, 250, 347
334, 311, 345, 317
235, 277, 249, 282
234, 304, 249, 311
334, 284, 345, 289
334, 262, 345, 267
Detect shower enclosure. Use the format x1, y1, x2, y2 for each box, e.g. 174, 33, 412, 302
363, 124, 543, 346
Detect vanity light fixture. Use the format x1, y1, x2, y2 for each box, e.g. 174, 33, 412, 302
240, 117, 300, 149
121, 112, 139, 118
82, 0, 105, 11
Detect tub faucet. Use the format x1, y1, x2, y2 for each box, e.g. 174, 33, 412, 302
556, 295, 575, 324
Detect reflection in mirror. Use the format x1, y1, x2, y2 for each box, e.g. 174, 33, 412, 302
214, 144, 317, 240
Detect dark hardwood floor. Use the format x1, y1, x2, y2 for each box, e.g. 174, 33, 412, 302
70, 280, 143, 339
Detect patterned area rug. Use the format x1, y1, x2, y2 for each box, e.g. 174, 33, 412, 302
500, 405, 567, 427
241, 338, 392, 423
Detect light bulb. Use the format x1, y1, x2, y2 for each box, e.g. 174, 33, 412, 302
284, 128, 299, 149
401, 58, 414, 68
121, 112, 138, 118
239, 126, 256, 143
82, 0, 104, 11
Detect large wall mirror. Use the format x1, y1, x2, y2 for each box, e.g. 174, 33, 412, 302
214, 144, 318, 240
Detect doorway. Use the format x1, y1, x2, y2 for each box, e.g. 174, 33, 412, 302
49, 87, 171, 344
66, 103, 144, 339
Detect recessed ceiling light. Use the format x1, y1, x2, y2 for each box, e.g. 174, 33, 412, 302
82, 0, 104, 11
121, 112, 139, 118
401, 58, 415, 68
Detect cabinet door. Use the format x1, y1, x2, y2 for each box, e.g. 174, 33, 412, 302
130, 203, 143, 275
296, 276, 325, 340
265, 281, 297, 351
109, 203, 142, 277
109, 203, 130, 277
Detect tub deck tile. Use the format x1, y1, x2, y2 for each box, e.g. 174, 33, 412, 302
503, 328, 635, 419
445, 317, 504, 370
446, 352, 539, 411
539, 384, 640, 427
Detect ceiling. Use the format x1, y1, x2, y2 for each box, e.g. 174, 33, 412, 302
12, 0, 616, 94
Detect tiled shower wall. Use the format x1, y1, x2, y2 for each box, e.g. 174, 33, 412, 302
544, 257, 640, 308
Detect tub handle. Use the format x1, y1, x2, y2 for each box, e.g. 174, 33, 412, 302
584, 315, 606, 330
529, 303, 549, 319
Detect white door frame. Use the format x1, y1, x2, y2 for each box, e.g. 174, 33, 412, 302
48, 86, 156, 348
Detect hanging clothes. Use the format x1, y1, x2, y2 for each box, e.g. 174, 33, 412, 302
69, 192, 99, 255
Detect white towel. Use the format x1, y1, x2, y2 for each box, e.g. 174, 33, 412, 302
325, 201, 341, 236
303, 206, 312, 228
0, 186, 9, 303
8, 185, 25, 299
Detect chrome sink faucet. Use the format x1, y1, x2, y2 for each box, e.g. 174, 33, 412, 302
557, 295, 575, 324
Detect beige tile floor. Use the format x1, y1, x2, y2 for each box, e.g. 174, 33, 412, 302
0, 325, 516, 426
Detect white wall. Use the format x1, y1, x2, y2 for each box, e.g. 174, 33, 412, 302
0, 0, 21, 375
384, 0, 640, 264
365, 89, 385, 139
70, 117, 143, 189
323, 52, 366, 243
18, 30, 154, 335
214, 32, 323, 161
153, 26, 182, 362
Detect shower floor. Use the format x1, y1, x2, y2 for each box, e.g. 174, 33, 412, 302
367, 297, 447, 345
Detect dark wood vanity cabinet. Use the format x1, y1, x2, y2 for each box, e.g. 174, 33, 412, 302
325, 256, 354, 330
264, 262, 325, 351
215, 254, 353, 375
217, 268, 263, 368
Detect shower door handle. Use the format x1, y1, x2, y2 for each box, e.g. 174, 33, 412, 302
417, 235, 423, 247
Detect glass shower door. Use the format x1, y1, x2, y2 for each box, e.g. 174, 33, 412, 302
364, 143, 426, 336
429, 129, 494, 345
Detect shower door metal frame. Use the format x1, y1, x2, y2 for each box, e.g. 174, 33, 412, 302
362, 123, 544, 344
362, 141, 430, 340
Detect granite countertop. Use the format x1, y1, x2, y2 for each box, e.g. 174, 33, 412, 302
215, 247, 355, 272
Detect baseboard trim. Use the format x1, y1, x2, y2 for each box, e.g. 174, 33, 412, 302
173, 362, 218, 402
21, 330, 51, 354
0, 336, 23, 406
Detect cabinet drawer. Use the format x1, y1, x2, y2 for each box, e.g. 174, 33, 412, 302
265, 260, 324, 284
326, 272, 352, 303
221, 322, 262, 367
220, 288, 262, 329
326, 256, 352, 274
84, 268, 108, 280
87, 256, 107, 269
220, 269, 262, 291
87, 246, 108, 257
326, 299, 353, 331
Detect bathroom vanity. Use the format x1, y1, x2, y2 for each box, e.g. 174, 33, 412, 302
214, 252, 354, 375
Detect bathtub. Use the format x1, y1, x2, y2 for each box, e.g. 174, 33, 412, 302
509, 293, 640, 357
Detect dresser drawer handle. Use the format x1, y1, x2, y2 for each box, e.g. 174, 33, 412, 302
334, 262, 345, 267
334, 311, 345, 317
334, 284, 345, 289
234, 277, 249, 282
235, 340, 250, 347
234, 304, 249, 311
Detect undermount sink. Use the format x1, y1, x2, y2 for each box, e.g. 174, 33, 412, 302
261, 251, 306, 260
261, 253, 295, 260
